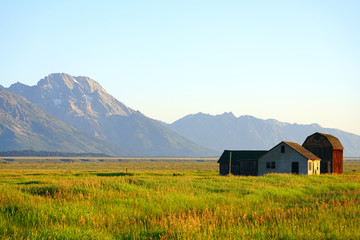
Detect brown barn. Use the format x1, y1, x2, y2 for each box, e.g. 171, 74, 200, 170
217, 150, 267, 176
302, 132, 344, 174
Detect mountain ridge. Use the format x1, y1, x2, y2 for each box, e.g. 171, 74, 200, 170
0, 88, 128, 156
5, 73, 359, 157
6, 73, 214, 157
167, 112, 360, 157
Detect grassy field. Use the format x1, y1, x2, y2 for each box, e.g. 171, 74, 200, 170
0, 159, 360, 239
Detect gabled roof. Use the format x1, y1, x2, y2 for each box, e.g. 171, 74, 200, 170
283, 141, 320, 160
217, 150, 268, 163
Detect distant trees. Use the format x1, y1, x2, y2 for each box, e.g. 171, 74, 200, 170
0, 150, 111, 157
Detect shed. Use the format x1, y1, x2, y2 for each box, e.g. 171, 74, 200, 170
217, 150, 267, 176
302, 132, 344, 174
258, 141, 321, 176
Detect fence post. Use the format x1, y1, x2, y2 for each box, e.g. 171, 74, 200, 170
229, 151, 232, 175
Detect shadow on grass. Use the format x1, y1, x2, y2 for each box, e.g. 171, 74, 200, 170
60, 159, 74, 163
17, 181, 45, 185
96, 172, 134, 177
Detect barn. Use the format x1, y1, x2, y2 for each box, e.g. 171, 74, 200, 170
258, 141, 321, 176
217, 150, 267, 176
302, 132, 344, 174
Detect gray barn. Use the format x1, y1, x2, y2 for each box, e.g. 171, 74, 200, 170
258, 141, 321, 176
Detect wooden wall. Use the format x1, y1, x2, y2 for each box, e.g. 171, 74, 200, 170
302, 146, 343, 174
332, 149, 343, 174
303, 147, 332, 173
219, 161, 258, 176
258, 142, 310, 176
302, 133, 344, 174
219, 163, 229, 175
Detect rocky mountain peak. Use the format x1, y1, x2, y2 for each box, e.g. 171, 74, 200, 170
219, 112, 236, 118
37, 73, 77, 90
37, 73, 107, 94
6, 73, 137, 140
0, 88, 126, 155
8, 73, 135, 118
8, 82, 31, 93
3, 73, 215, 157
74, 76, 106, 94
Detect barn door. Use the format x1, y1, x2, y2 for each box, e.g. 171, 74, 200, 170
240, 160, 258, 176
328, 161, 332, 173
292, 162, 299, 174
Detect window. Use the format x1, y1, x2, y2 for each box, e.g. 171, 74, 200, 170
308, 162, 312, 171
266, 161, 276, 169
271, 162, 276, 169
281, 146, 285, 153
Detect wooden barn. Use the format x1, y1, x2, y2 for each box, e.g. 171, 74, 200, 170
258, 141, 321, 176
302, 132, 344, 174
217, 150, 267, 176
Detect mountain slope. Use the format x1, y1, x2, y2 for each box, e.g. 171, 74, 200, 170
7, 73, 214, 157
7, 74, 135, 139
167, 112, 360, 157
0, 89, 128, 156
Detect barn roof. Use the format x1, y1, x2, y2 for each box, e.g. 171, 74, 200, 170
217, 150, 268, 163
303, 132, 344, 150
317, 132, 344, 149
283, 141, 320, 160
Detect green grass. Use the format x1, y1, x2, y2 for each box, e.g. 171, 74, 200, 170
0, 160, 360, 239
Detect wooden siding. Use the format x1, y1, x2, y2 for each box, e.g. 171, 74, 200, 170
219, 161, 258, 176
332, 149, 343, 174
258, 142, 318, 176
303, 147, 332, 173
303, 133, 344, 174
310, 160, 321, 175
219, 163, 229, 175
218, 150, 266, 176
238, 160, 258, 176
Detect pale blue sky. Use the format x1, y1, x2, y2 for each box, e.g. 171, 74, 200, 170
1, 1, 359, 134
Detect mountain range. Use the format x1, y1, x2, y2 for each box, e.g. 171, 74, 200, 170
0, 88, 126, 155
166, 112, 360, 157
4, 73, 213, 157
2, 73, 360, 157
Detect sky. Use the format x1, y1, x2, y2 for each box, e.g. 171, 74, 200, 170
1, 1, 360, 135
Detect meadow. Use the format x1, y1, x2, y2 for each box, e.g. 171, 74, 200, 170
0, 158, 360, 239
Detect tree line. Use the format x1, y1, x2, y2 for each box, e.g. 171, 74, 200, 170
0, 150, 111, 157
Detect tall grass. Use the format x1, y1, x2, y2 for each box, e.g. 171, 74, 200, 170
0, 161, 360, 239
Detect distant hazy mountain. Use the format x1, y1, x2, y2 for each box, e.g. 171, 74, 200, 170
7, 73, 214, 157
167, 112, 360, 157
0, 89, 127, 156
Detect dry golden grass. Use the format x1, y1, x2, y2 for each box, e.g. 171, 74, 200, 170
0, 159, 359, 239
